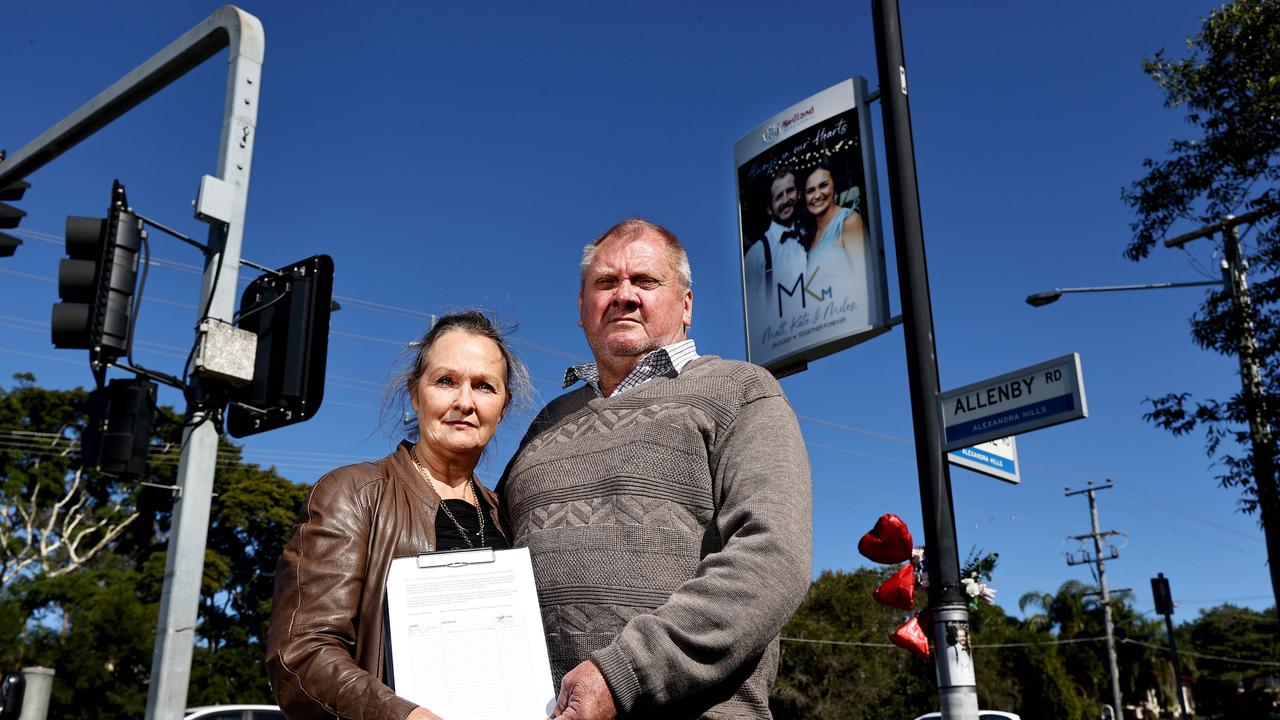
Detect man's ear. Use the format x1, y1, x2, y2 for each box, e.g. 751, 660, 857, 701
682, 289, 693, 330
578, 292, 585, 327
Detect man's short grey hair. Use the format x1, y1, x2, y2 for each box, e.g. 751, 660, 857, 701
580, 218, 693, 290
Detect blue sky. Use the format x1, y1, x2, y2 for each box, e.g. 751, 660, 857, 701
2, 0, 1270, 627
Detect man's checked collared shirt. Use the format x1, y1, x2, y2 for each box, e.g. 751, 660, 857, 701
562, 339, 700, 398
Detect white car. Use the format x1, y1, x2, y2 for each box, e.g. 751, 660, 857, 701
184, 705, 283, 720
911, 707, 1018, 712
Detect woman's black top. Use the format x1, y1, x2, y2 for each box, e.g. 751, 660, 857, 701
433, 489, 510, 551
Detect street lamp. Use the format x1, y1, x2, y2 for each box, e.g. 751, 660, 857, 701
1025, 281, 1221, 308
1026, 208, 1280, 719
1028, 278, 1222, 720
1030, 205, 1280, 624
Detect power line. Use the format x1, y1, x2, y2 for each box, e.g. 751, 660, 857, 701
798, 415, 911, 443
1116, 484, 1263, 545
780, 634, 1110, 649
0, 251, 1272, 552
1120, 638, 1280, 667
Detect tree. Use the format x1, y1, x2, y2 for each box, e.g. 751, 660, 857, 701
771, 567, 1091, 719
0, 375, 138, 587
188, 443, 309, 705
0, 374, 310, 715
770, 568, 935, 719
1019, 581, 1166, 717
1178, 603, 1280, 717
966, 598, 1093, 720
1121, 0, 1280, 619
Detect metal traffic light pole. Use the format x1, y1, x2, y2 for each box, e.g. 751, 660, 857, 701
870, 1, 978, 717
0, 7, 264, 719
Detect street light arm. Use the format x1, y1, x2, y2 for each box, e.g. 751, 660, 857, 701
1026, 280, 1222, 307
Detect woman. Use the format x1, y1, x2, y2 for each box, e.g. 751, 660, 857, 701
266, 310, 530, 720
802, 163, 868, 291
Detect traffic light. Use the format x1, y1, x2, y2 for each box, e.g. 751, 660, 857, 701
1151, 573, 1174, 616
227, 255, 334, 437
0, 176, 30, 257
0, 669, 23, 720
51, 180, 142, 362
81, 377, 157, 477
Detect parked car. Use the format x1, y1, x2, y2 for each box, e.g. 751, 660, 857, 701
911, 707, 1018, 712
184, 705, 283, 720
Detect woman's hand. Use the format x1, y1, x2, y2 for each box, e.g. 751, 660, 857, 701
407, 706, 444, 720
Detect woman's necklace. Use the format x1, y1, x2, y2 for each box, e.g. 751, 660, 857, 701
409, 444, 486, 548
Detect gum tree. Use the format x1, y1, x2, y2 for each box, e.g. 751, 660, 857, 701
1122, 0, 1280, 619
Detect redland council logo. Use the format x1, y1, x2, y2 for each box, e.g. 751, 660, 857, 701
781, 105, 815, 129
760, 105, 816, 144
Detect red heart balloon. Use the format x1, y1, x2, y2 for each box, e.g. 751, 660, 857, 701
873, 563, 916, 610
890, 614, 930, 660
857, 513, 914, 564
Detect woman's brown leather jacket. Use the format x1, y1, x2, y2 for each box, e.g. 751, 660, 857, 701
266, 441, 506, 719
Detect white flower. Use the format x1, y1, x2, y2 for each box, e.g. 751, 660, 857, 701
960, 577, 998, 605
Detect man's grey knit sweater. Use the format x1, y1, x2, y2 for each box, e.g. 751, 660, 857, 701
499, 355, 812, 718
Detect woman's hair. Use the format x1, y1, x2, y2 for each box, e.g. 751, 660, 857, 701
382, 310, 532, 441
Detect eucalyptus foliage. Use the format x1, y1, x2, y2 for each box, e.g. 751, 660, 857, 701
0, 374, 308, 718
1121, 0, 1280, 617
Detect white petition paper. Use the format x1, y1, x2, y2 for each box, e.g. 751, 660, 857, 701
385, 547, 556, 719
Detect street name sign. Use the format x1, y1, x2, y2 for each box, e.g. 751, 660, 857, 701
948, 436, 1020, 484
940, 353, 1087, 452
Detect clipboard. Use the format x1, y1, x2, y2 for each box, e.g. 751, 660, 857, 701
384, 547, 556, 719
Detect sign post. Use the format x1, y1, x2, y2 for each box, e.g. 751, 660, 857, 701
871, 0, 978, 716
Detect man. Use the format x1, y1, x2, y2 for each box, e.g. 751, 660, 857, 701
743, 167, 809, 325
499, 218, 812, 719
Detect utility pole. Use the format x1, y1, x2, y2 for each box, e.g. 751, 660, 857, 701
1065, 480, 1124, 719
1165, 206, 1280, 623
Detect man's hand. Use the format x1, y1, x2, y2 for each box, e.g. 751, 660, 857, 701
553, 660, 617, 720
407, 707, 444, 720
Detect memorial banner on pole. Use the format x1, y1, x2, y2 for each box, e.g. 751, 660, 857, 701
734, 78, 891, 373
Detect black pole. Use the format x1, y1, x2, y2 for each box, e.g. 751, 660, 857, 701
870, 1, 977, 717
1152, 573, 1189, 719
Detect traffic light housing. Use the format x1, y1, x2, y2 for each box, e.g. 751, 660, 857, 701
0, 670, 24, 720
81, 377, 157, 477
0, 176, 30, 257
1151, 573, 1174, 616
227, 255, 334, 437
51, 180, 142, 362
